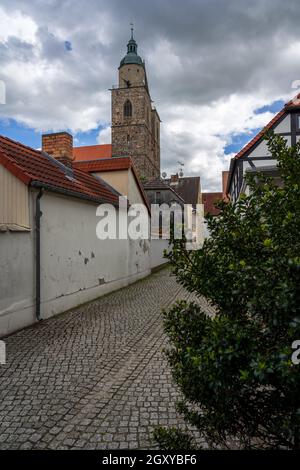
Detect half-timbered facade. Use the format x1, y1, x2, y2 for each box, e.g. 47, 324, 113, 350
227, 95, 300, 201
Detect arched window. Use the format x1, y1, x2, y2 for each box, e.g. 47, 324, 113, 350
124, 100, 132, 117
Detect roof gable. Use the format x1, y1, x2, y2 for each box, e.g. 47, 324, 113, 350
0, 135, 120, 206
227, 93, 300, 195
74, 156, 150, 212
165, 176, 200, 205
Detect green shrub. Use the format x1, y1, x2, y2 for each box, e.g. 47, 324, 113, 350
156, 133, 300, 449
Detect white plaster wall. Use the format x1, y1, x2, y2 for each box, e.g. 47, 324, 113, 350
0, 230, 35, 336
0, 189, 151, 337
150, 239, 170, 269
40, 192, 151, 319
249, 135, 291, 158
0, 191, 35, 336
128, 170, 145, 205
274, 115, 291, 133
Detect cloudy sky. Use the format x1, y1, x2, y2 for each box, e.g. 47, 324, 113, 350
1, 0, 300, 190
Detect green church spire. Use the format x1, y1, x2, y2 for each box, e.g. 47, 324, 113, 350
120, 25, 143, 67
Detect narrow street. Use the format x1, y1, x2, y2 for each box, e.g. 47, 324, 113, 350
0, 267, 212, 449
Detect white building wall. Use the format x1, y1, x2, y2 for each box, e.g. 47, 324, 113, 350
0, 189, 151, 337
150, 239, 170, 269
274, 115, 290, 133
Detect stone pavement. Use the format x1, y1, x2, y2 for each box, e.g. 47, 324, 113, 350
0, 267, 213, 449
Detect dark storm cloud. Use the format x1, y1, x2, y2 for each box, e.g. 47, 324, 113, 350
1, 0, 300, 189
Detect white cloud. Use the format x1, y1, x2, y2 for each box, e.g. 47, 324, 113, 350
160, 93, 285, 190
0, 0, 300, 190
97, 126, 111, 144
0, 6, 37, 43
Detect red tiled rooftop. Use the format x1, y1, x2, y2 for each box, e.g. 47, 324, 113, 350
0, 135, 120, 206
234, 93, 300, 162
74, 156, 150, 213
202, 192, 223, 216
226, 93, 300, 195
74, 156, 131, 172
73, 144, 112, 161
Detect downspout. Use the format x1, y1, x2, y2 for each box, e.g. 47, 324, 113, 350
35, 188, 43, 321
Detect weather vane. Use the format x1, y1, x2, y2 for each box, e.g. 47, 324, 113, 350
130, 22, 134, 38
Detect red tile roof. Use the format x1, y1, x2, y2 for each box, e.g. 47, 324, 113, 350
74, 156, 131, 172
226, 93, 300, 195
73, 156, 150, 212
234, 93, 300, 161
73, 144, 112, 161
0, 135, 120, 206
202, 192, 223, 216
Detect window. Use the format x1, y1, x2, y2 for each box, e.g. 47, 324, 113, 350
296, 114, 300, 131
124, 100, 132, 118
155, 191, 161, 203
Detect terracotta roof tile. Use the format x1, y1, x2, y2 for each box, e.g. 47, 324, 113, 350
234, 93, 300, 162
74, 156, 150, 212
202, 192, 223, 216
73, 144, 112, 161
226, 93, 300, 195
74, 156, 131, 172
0, 135, 120, 206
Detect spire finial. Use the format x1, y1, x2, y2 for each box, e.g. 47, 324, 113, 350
130, 22, 134, 39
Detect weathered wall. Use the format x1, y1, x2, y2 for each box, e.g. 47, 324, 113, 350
0, 189, 151, 337
150, 239, 170, 270
111, 84, 160, 180
0, 227, 35, 335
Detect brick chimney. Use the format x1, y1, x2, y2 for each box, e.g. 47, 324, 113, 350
170, 173, 179, 185
42, 132, 73, 167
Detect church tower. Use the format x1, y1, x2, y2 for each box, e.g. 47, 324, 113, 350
111, 28, 161, 181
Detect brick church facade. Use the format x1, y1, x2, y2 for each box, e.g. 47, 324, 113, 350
111, 30, 161, 181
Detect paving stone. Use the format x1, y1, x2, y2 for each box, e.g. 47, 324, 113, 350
0, 267, 213, 449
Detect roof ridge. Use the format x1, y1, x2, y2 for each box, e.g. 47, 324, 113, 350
73, 143, 112, 149
0, 134, 42, 156
0, 148, 33, 184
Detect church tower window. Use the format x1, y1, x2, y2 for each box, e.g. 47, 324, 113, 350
124, 100, 132, 117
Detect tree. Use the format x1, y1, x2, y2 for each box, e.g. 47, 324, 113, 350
155, 133, 300, 449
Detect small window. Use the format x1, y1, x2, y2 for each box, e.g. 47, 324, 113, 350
124, 100, 132, 118
296, 114, 300, 130
155, 191, 161, 203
